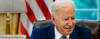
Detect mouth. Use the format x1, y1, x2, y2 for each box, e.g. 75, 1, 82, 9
63, 26, 73, 30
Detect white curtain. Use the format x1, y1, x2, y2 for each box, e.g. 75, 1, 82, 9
0, 0, 27, 13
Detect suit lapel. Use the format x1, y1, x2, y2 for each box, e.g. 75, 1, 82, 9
70, 25, 80, 39
70, 30, 79, 39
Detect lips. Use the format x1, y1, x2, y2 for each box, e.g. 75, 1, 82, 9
64, 26, 72, 29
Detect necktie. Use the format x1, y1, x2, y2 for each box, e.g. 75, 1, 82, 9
60, 36, 68, 39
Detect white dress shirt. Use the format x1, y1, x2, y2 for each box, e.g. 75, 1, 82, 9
55, 26, 70, 39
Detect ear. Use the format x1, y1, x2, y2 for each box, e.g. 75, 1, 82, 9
51, 15, 55, 20
51, 14, 55, 24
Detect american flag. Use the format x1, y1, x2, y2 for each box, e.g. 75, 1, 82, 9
20, 0, 55, 39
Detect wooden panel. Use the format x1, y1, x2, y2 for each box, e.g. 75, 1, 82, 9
0, 13, 7, 34
18, 18, 22, 35
10, 13, 19, 34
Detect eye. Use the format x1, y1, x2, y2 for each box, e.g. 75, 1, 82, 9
63, 18, 69, 21
71, 17, 75, 20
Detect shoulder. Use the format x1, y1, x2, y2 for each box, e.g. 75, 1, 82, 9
31, 24, 54, 39
75, 24, 90, 32
33, 24, 54, 32
74, 24, 94, 39
31, 24, 54, 35
75, 24, 91, 34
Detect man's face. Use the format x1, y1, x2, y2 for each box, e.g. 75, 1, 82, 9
52, 5, 76, 36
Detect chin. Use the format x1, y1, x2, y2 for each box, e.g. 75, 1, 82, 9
68, 31, 73, 34
64, 30, 73, 35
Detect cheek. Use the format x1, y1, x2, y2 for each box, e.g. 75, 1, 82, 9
55, 20, 64, 27
72, 20, 76, 28
62, 21, 69, 26
58, 21, 65, 26
56, 21, 62, 26
73, 20, 76, 25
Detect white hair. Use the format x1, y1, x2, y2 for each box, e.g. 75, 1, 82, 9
50, 0, 74, 17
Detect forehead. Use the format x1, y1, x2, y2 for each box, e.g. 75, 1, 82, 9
56, 5, 75, 16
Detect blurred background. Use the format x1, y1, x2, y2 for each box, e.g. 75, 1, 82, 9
74, 0, 99, 21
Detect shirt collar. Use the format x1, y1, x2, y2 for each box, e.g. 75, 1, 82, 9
54, 26, 70, 39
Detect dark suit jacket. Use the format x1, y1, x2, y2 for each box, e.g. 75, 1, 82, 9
31, 24, 94, 39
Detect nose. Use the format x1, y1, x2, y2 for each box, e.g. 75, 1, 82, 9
68, 20, 73, 26
68, 22, 73, 26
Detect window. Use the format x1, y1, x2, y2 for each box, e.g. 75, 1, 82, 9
74, 0, 100, 21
